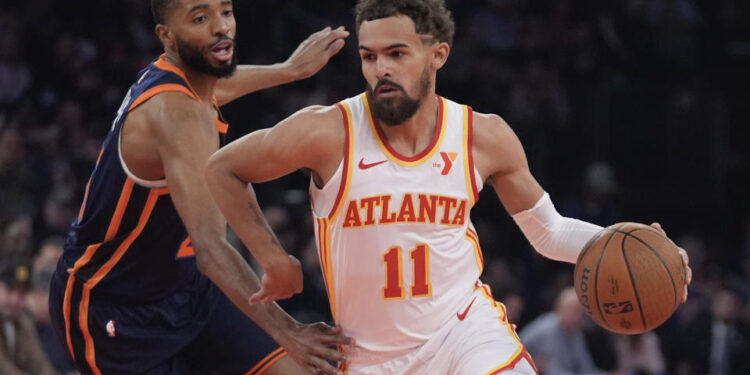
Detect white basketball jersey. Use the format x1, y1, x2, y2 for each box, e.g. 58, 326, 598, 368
310, 93, 485, 364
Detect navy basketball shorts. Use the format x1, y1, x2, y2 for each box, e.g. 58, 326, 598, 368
49, 271, 286, 374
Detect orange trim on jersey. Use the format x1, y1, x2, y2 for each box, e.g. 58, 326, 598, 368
329, 102, 354, 221
317, 218, 337, 319
128, 84, 197, 111
316, 218, 328, 283
466, 228, 484, 273
214, 117, 228, 134
104, 179, 135, 240
63, 243, 100, 360
64, 177, 137, 361
78, 188, 162, 374
363, 94, 447, 167
153, 54, 200, 98
463, 106, 479, 204
176, 236, 196, 258
245, 347, 287, 375
77, 178, 93, 222
476, 282, 527, 374
77, 150, 104, 222
486, 349, 532, 375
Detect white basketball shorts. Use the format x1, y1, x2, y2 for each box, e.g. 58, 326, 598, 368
344, 284, 538, 375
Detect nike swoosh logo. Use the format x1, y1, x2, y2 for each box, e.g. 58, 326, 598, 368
457, 296, 477, 321
358, 158, 388, 170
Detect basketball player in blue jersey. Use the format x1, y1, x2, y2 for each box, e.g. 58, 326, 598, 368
206, 0, 692, 374
48, 0, 353, 374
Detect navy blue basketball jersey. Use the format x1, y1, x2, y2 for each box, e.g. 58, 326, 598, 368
59, 54, 228, 303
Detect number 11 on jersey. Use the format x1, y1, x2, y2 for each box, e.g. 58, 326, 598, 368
383, 244, 432, 299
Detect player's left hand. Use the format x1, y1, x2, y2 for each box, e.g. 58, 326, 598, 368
284, 26, 349, 80
650, 222, 692, 303
278, 322, 355, 375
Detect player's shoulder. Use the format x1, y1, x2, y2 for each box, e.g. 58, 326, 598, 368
279, 103, 346, 140
288, 104, 343, 123
138, 91, 209, 125
471, 110, 516, 144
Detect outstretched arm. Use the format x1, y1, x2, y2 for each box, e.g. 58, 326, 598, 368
215, 26, 348, 106
472, 113, 603, 264
474, 112, 691, 299
206, 105, 344, 303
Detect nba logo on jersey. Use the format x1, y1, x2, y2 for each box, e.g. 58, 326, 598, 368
106, 320, 117, 337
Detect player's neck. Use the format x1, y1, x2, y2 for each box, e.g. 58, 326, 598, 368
377, 95, 439, 157
164, 54, 219, 103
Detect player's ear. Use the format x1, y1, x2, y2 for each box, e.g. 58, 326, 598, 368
155, 24, 176, 50
430, 42, 450, 70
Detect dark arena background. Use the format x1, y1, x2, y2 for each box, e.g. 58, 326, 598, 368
1, 0, 748, 374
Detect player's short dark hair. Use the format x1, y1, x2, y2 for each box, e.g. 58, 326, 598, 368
354, 0, 455, 47
151, 0, 178, 25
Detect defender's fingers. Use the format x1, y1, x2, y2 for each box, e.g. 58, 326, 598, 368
307, 355, 341, 375
326, 39, 346, 57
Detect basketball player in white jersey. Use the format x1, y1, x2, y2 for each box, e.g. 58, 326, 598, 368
205, 0, 692, 373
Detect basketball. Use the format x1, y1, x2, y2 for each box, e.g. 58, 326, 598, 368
573, 222, 685, 335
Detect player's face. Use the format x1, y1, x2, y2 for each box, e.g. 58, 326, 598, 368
358, 16, 436, 126
0, 283, 26, 319
168, 0, 237, 77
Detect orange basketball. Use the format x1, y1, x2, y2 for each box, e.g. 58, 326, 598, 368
573, 222, 685, 334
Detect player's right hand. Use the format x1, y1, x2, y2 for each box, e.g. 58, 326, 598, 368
280, 322, 355, 375
284, 26, 349, 80
250, 254, 303, 303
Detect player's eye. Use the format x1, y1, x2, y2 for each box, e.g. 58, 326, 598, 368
361, 54, 376, 61
390, 51, 404, 58
193, 15, 207, 24
222, 10, 233, 17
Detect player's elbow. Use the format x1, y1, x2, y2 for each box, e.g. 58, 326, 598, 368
205, 150, 228, 181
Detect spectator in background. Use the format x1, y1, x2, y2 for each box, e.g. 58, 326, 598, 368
0, 12, 32, 110
0, 127, 38, 229
1, 215, 35, 258
676, 283, 749, 375
26, 237, 77, 374
561, 161, 621, 227
0, 255, 59, 375
612, 332, 667, 375
520, 287, 617, 375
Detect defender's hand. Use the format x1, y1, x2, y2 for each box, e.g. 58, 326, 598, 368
250, 255, 303, 303
284, 26, 349, 80
650, 222, 692, 302
279, 322, 355, 375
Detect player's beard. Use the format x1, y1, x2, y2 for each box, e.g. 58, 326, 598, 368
176, 36, 238, 78
367, 67, 431, 126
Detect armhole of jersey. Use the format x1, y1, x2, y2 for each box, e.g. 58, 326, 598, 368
310, 103, 353, 219
463, 106, 481, 204
118, 84, 197, 188
310, 161, 344, 217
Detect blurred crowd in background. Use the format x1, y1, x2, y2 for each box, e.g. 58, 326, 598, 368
1, 0, 749, 374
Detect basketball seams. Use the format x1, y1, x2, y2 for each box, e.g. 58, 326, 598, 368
592, 225, 625, 330
623, 229, 680, 311
620, 235, 649, 331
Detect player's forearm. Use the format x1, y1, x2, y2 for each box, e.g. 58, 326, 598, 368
205, 157, 289, 268
194, 240, 297, 339
214, 63, 302, 106
512, 192, 603, 263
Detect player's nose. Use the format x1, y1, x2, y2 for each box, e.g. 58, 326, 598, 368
212, 14, 233, 37
375, 59, 391, 79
